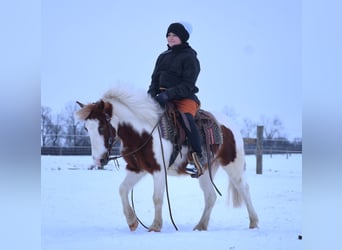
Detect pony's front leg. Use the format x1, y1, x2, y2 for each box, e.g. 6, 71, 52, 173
148, 171, 165, 232
119, 171, 146, 231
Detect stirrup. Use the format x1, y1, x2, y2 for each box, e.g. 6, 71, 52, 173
185, 165, 202, 178
185, 165, 198, 175
190, 152, 203, 177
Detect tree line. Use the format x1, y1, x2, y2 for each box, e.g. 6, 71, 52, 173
41, 102, 302, 149
41, 103, 89, 147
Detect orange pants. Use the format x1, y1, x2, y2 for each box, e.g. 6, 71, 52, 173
173, 99, 199, 116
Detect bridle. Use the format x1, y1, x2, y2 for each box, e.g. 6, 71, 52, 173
100, 112, 118, 166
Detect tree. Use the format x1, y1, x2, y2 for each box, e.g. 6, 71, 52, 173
50, 114, 63, 146
241, 118, 257, 138
62, 101, 90, 147
41, 106, 53, 146
259, 115, 284, 139
41, 106, 63, 146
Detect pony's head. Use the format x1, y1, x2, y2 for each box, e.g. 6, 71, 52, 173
75, 100, 117, 168
75, 86, 164, 168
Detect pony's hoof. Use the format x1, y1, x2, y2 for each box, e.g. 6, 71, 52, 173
148, 227, 161, 232
193, 223, 208, 231
249, 222, 259, 229
129, 220, 139, 231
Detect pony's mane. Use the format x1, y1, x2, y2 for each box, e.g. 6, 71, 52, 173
102, 86, 162, 126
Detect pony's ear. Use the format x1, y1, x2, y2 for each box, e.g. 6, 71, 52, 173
76, 101, 85, 108
103, 101, 113, 118
96, 100, 105, 111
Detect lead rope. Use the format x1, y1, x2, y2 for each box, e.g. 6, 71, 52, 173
158, 126, 178, 231
124, 116, 177, 231
198, 115, 222, 197
117, 118, 163, 231
129, 125, 178, 231
206, 150, 222, 196
130, 189, 149, 230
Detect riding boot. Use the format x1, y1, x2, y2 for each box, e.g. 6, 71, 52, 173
180, 113, 205, 177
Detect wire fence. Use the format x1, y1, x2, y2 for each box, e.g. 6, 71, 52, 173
41, 137, 302, 156
243, 138, 302, 155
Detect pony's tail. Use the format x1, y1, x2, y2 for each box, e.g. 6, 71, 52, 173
227, 181, 244, 208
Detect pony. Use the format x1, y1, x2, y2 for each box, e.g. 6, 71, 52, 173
75, 86, 259, 232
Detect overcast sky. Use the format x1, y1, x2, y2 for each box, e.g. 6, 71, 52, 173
41, 0, 301, 139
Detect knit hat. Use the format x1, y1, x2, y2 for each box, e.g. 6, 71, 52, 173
166, 22, 192, 43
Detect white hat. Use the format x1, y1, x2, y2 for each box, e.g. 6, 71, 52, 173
179, 21, 193, 35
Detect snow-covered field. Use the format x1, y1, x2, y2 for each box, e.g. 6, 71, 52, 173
41, 154, 302, 250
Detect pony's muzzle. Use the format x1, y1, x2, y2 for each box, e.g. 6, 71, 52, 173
92, 155, 108, 167
100, 157, 109, 167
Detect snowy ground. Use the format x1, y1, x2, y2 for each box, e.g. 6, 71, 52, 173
41, 154, 302, 250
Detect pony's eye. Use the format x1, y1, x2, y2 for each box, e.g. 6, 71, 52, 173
84, 126, 88, 132
98, 126, 105, 134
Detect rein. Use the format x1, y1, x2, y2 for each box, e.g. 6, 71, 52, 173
157, 125, 178, 231
107, 117, 161, 163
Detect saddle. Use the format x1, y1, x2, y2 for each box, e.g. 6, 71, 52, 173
159, 102, 223, 167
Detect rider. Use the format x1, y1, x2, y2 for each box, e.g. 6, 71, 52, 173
147, 22, 205, 177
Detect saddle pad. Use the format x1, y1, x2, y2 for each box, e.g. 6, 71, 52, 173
158, 109, 223, 145
159, 114, 175, 141
196, 109, 223, 145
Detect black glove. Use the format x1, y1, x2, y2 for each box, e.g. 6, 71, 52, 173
155, 92, 169, 107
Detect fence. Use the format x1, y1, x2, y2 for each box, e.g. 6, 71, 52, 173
41, 139, 301, 156
41, 126, 301, 175
243, 138, 302, 155
41, 146, 120, 156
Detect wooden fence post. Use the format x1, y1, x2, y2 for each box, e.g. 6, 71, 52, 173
256, 126, 264, 174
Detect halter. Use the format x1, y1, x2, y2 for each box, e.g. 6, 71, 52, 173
100, 112, 118, 167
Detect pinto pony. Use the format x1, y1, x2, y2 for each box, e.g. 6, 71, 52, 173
75, 87, 258, 232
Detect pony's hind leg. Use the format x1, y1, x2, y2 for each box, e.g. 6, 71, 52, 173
225, 164, 259, 229
193, 163, 220, 231
119, 171, 146, 231
229, 175, 259, 228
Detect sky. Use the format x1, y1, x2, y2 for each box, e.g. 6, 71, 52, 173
41, 0, 302, 139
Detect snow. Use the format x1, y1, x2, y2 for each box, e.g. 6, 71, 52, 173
41, 154, 302, 250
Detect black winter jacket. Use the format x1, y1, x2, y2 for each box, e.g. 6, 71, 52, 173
148, 43, 201, 104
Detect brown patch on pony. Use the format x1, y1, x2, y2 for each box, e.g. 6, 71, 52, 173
76, 100, 116, 150
217, 125, 237, 166
118, 123, 161, 174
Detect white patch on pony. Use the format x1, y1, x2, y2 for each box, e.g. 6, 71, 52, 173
102, 86, 163, 135
85, 119, 107, 165
152, 136, 174, 171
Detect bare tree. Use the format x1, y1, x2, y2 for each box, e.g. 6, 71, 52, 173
41, 106, 53, 146
41, 106, 63, 146
50, 114, 63, 146
259, 115, 284, 139
62, 101, 89, 147
241, 118, 257, 138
